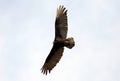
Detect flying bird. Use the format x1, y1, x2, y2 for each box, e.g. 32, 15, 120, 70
41, 5, 75, 75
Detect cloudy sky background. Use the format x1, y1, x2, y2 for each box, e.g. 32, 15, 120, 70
0, 0, 120, 81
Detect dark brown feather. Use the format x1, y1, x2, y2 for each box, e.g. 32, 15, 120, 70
41, 44, 64, 75
41, 5, 68, 75
55, 5, 68, 39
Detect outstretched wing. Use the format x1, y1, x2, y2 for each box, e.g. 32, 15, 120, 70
41, 44, 64, 75
55, 5, 68, 39
41, 6, 68, 75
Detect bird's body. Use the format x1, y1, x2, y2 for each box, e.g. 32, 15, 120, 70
41, 5, 75, 75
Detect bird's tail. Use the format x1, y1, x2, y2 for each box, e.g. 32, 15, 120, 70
64, 37, 75, 49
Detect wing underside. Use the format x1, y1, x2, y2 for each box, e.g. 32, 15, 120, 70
41, 44, 64, 75
55, 5, 68, 39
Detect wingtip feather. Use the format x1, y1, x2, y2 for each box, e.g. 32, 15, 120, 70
56, 5, 67, 18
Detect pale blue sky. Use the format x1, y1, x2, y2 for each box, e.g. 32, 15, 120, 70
0, 0, 120, 81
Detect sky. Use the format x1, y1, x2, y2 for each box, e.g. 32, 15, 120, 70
0, 0, 120, 81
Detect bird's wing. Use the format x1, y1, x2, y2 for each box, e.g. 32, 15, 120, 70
41, 5, 67, 75
55, 5, 68, 39
41, 44, 64, 75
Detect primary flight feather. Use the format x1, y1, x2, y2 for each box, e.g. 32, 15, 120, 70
41, 5, 75, 75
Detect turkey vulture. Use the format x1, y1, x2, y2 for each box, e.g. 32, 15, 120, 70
41, 5, 75, 75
